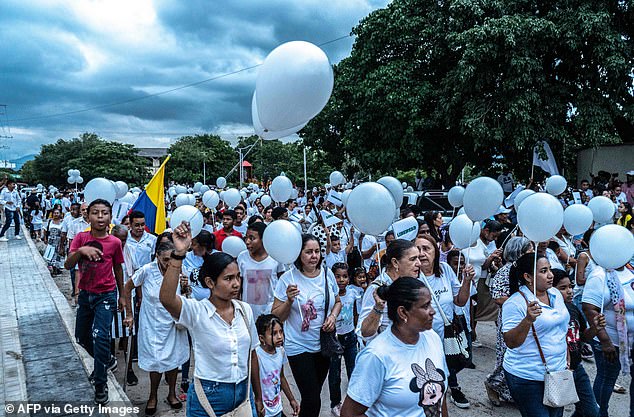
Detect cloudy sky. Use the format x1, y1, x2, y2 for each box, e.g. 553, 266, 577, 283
0, 0, 390, 160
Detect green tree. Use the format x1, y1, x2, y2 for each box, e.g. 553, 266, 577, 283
168, 134, 235, 185
302, 0, 633, 185
24, 133, 150, 186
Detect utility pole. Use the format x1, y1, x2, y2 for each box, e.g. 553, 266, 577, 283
0, 105, 13, 168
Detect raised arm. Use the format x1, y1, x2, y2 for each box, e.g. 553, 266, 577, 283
159, 222, 191, 320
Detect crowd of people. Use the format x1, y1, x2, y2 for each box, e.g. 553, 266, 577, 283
0, 169, 633, 417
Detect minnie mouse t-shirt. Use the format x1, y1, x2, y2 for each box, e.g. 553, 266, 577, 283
70, 231, 124, 294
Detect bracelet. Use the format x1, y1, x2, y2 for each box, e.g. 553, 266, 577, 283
372, 307, 383, 315
170, 251, 186, 260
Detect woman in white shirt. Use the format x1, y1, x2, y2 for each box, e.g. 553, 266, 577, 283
158, 222, 259, 417
417, 235, 475, 409
123, 240, 189, 414
272, 233, 342, 417
502, 252, 569, 417
342, 277, 448, 417
357, 239, 421, 344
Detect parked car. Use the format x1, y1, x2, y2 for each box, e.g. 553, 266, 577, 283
403, 190, 454, 223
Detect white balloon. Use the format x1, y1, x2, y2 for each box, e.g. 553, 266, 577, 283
175, 185, 187, 194
240, 190, 247, 200
255, 41, 334, 132
67, 169, 73, 177
448, 186, 465, 208
168, 187, 177, 198
329, 171, 345, 187
67, 176, 76, 185
72, 169, 81, 177
222, 236, 247, 258
175, 194, 191, 207
341, 189, 352, 206
463, 177, 504, 221
261, 195, 272, 207
563, 204, 593, 236
224, 188, 242, 208
517, 193, 563, 242
249, 193, 258, 203
590, 225, 634, 269
545, 175, 567, 196
193, 182, 203, 192
216, 177, 227, 189
290, 188, 299, 200
401, 182, 407, 189
347, 182, 396, 235
252, 93, 307, 139
76, 176, 84, 184
588, 196, 616, 223
132, 191, 140, 198
170, 205, 204, 237
514, 189, 535, 209
270, 176, 293, 202
84, 178, 117, 204
188, 194, 197, 206
406, 186, 414, 192
377, 176, 404, 209
200, 184, 210, 194
202, 190, 220, 209
263, 220, 303, 264
114, 181, 128, 199
120, 192, 135, 205
449, 214, 481, 249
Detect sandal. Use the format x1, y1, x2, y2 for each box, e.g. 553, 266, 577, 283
166, 398, 183, 410
614, 383, 627, 394
485, 383, 501, 407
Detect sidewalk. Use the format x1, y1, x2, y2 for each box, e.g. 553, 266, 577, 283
0, 228, 135, 417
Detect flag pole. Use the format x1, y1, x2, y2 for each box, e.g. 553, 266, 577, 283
303, 146, 308, 193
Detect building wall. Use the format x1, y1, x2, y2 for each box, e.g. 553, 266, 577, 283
577, 144, 633, 187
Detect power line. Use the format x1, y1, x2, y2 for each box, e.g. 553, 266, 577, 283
8, 34, 353, 123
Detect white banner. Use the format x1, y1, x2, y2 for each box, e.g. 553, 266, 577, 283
327, 190, 343, 207
321, 210, 342, 227
392, 217, 418, 241
532, 141, 560, 176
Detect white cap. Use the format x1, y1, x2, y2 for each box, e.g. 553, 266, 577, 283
495, 205, 512, 215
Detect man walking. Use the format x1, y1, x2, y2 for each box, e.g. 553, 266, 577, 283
0, 179, 22, 241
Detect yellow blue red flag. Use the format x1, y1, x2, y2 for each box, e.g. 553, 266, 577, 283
130, 155, 170, 234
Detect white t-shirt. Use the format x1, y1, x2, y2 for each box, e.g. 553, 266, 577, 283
176, 298, 258, 383
234, 223, 248, 236
255, 346, 286, 417
336, 286, 357, 335
545, 248, 565, 271
30, 210, 43, 225
362, 235, 378, 271
67, 217, 89, 240
237, 251, 285, 319
357, 273, 394, 344
325, 250, 347, 270
582, 267, 634, 346
127, 231, 157, 270
462, 239, 495, 280
420, 263, 461, 339
273, 268, 338, 356
347, 328, 448, 417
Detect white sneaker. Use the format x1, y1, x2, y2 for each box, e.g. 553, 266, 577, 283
0, 237, 8, 242
14, 235, 21, 240
331, 403, 342, 417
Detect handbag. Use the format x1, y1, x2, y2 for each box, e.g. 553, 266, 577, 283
519, 291, 579, 408
194, 301, 253, 417
421, 275, 470, 370
320, 269, 344, 358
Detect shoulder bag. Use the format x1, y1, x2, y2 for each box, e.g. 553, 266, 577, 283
320, 269, 344, 357
519, 291, 578, 408
194, 301, 253, 417
421, 275, 470, 371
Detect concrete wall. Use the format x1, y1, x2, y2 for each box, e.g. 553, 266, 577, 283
576, 144, 634, 187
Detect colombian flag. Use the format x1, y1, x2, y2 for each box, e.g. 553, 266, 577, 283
131, 155, 170, 234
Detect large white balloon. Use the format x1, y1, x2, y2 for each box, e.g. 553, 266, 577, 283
270, 176, 293, 202
448, 186, 465, 208
175, 193, 191, 207
70, 169, 80, 177
261, 195, 272, 207
84, 178, 117, 204
590, 225, 634, 269
377, 176, 404, 209
514, 189, 535, 209
223, 188, 242, 208
517, 193, 563, 242
175, 185, 187, 194
347, 182, 396, 235
563, 204, 593, 236
449, 214, 481, 249
216, 177, 227, 189
263, 220, 303, 264
202, 190, 220, 209
114, 181, 128, 199
463, 177, 504, 221
188, 194, 197, 206
222, 236, 247, 258
329, 171, 345, 187
545, 175, 567, 196
255, 41, 334, 132
76, 176, 84, 184
588, 196, 616, 223
200, 184, 210, 194
168, 187, 177, 198
170, 206, 204, 237
193, 182, 203, 192
341, 189, 352, 206
252, 93, 307, 140
67, 176, 76, 185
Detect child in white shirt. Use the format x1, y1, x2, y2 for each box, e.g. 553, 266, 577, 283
254, 314, 300, 417
30, 207, 44, 241
324, 231, 354, 270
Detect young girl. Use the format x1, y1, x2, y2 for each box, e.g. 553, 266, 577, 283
553, 269, 606, 417
254, 314, 300, 417
351, 267, 368, 319
328, 263, 359, 417
30, 202, 44, 241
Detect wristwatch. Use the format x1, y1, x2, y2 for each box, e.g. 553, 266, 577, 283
170, 251, 186, 260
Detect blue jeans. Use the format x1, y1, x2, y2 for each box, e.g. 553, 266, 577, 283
328, 331, 358, 407
75, 290, 117, 387
505, 370, 564, 417
572, 364, 599, 417
592, 341, 633, 417
0, 208, 20, 237
186, 378, 257, 417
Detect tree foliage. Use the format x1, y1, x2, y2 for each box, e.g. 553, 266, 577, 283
167, 134, 235, 185
22, 133, 150, 186
302, 0, 633, 184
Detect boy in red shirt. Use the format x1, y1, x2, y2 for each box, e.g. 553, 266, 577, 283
65, 199, 124, 405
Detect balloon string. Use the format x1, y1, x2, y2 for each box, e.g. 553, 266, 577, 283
600, 269, 609, 315
466, 246, 471, 266
376, 241, 381, 273
456, 255, 462, 283
533, 241, 538, 299
499, 224, 519, 248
